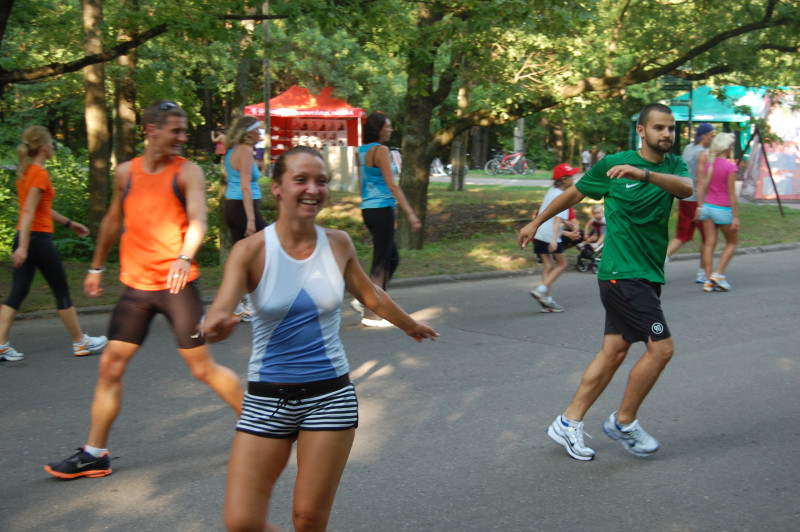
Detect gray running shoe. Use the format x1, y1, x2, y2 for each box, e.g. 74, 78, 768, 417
602, 411, 660, 457
547, 415, 595, 461
540, 299, 565, 313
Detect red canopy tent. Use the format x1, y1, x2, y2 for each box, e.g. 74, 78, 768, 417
245, 86, 364, 159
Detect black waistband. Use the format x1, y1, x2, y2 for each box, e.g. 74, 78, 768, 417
247, 374, 351, 398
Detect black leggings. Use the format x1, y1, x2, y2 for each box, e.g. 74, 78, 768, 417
4, 232, 73, 310
224, 198, 268, 243
361, 207, 399, 289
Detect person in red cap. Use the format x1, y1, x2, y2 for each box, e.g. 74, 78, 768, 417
528, 163, 581, 312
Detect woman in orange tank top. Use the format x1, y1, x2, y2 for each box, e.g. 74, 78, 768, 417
0, 126, 107, 362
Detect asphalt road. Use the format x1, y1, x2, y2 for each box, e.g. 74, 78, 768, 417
1, 247, 798, 531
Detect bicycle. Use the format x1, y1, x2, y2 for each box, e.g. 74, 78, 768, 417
483, 151, 535, 176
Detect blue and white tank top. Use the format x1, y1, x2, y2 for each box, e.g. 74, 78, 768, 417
224, 148, 262, 200
359, 142, 396, 209
247, 224, 348, 383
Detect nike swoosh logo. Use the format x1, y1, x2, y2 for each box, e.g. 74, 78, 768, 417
626, 183, 639, 188
76, 460, 101, 468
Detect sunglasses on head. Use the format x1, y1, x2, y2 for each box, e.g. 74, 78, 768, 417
159, 101, 178, 111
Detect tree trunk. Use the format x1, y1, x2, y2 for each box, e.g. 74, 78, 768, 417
82, 0, 110, 230
552, 121, 564, 164
514, 118, 525, 153
113, 0, 138, 167
450, 82, 469, 191
470, 126, 486, 169
397, 61, 436, 249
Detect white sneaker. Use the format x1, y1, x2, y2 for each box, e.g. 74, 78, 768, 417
233, 303, 253, 323
0, 343, 24, 361
602, 412, 660, 457
349, 298, 365, 315
696, 269, 707, 284
73, 334, 108, 357
710, 273, 731, 291
529, 285, 548, 309
546, 415, 595, 460
360, 317, 392, 328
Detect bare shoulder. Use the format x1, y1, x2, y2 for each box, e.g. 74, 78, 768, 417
114, 160, 132, 178
324, 227, 354, 248
179, 159, 206, 186
324, 228, 356, 259
231, 230, 266, 259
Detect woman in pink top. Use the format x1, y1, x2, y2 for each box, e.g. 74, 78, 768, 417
697, 132, 739, 292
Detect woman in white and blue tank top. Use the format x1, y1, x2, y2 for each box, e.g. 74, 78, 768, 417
201, 146, 438, 531
356, 112, 422, 327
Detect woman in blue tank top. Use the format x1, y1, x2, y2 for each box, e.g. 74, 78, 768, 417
356, 112, 421, 327
200, 146, 437, 532
224, 116, 267, 243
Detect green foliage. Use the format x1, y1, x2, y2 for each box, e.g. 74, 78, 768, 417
0, 167, 18, 256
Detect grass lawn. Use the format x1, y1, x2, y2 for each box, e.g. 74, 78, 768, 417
2, 181, 798, 312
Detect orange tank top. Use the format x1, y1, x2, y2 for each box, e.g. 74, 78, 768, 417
119, 156, 200, 290
17, 164, 55, 233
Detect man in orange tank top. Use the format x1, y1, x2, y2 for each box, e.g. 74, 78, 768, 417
45, 101, 244, 480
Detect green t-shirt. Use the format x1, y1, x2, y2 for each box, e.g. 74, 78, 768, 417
575, 150, 689, 284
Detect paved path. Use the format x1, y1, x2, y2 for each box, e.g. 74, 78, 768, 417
1, 249, 799, 531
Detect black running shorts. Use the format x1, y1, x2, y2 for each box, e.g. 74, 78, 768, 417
108, 281, 205, 349
598, 278, 671, 344
533, 238, 564, 255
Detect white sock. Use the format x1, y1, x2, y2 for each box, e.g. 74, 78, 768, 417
561, 415, 582, 428
73, 334, 88, 345
83, 445, 108, 458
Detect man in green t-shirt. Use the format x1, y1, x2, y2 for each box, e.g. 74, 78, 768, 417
518, 103, 693, 461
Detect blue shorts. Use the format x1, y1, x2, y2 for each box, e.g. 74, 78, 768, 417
237, 375, 358, 439
699, 203, 733, 225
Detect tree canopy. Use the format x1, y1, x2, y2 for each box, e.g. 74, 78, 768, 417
2, 0, 799, 248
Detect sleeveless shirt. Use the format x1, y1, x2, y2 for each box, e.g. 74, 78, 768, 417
224, 148, 262, 201
119, 156, 200, 290
247, 224, 348, 383
359, 142, 396, 209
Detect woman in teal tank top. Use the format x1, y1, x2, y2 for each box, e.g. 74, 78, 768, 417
355, 112, 421, 327
224, 116, 267, 243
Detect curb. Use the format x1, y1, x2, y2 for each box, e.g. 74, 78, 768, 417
12, 242, 800, 321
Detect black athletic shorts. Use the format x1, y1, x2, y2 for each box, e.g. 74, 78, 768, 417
598, 278, 671, 343
533, 238, 564, 256
108, 281, 205, 349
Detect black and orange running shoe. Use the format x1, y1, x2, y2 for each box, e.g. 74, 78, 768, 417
44, 448, 112, 479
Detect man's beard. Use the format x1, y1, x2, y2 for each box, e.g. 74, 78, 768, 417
646, 136, 673, 154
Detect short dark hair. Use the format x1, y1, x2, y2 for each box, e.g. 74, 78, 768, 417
637, 103, 673, 127
142, 100, 187, 129
272, 146, 325, 184
363, 111, 389, 144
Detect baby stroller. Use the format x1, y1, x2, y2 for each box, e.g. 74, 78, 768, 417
575, 242, 602, 274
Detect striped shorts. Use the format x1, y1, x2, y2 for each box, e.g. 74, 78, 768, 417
237, 375, 358, 439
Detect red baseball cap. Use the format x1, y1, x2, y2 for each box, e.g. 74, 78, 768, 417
553, 163, 580, 180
